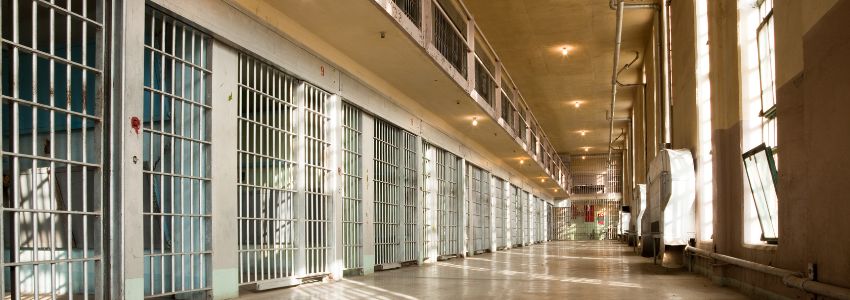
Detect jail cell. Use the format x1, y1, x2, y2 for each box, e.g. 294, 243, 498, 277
400, 131, 417, 262
466, 164, 479, 253
550, 199, 621, 241
373, 119, 401, 266
142, 7, 212, 298
1, 0, 106, 298
478, 170, 490, 252
341, 102, 363, 270
528, 196, 536, 243
435, 145, 459, 256
492, 177, 505, 248
236, 53, 298, 284
303, 84, 332, 275
510, 185, 521, 246
518, 190, 531, 245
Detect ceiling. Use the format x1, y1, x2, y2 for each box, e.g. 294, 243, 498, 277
463, 0, 656, 155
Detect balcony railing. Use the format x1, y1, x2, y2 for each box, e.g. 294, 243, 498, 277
474, 56, 496, 108
378, 0, 572, 192
432, 0, 468, 76
394, 0, 421, 27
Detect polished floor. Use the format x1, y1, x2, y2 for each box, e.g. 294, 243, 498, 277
238, 241, 749, 299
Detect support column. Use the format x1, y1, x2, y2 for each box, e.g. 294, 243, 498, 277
458, 159, 468, 257
329, 95, 344, 280
415, 134, 425, 264
294, 83, 307, 277
362, 114, 376, 274
119, 0, 146, 298
209, 41, 239, 299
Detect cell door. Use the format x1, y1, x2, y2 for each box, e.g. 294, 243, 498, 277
436, 147, 458, 256
479, 171, 490, 251
303, 84, 332, 275
510, 185, 521, 246
467, 164, 482, 252
341, 102, 363, 270
374, 118, 401, 266
236, 53, 299, 285
2, 0, 107, 298
492, 177, 504, 248
142, 8, 212, 298
400, 131, 417, 262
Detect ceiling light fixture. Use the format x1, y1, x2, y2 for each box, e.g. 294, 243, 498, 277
519, 159, 525, 165
582, 156, 586, 160
561, 47, 569, 56
579, 130, 587, 136
574, 101, 581, 108
540, 178, 545, 183
472, 117, 478, 126
583, 147, 590, 152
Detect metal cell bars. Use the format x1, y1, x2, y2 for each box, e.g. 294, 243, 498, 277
510, 185, 521, 246
373, 118, 401, 266
341, 102, 362, 270
236, 54, 298, 284
520, 190, 529, 245
492, 177, 505, 248
467, 164, 490, 252
1, 0, 105, 298
435, 145, 459, 256
552, 199, 621, 240
303, 84, 331, 275
400, 131, 417, 262
142, 7, 212, 298
528, 195, 536, 243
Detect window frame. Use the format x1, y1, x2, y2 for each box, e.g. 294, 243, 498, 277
755, 0, 778, 151
742, 143, 779, 244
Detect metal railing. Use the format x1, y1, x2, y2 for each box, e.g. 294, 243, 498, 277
432, 0, 468, 77
474, 56, 496, 108
394, 0, 421, 27
379, 0, 573, 192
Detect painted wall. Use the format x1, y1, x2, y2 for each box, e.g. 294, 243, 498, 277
628, 0, 849, 298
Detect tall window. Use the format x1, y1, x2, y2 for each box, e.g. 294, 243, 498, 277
756, 0, 777, 153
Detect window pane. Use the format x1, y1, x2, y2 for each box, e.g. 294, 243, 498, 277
743, 145, 779, 241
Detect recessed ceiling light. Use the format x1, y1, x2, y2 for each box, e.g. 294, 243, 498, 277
519, 159, 525, 165
582, 156, 586, 160
574, 101, 581, 108
472, 117, 478, 126
561, 47, 569, 56
540, 178, 545, 183
583, 147, 590, 152
579, 130, 587, 136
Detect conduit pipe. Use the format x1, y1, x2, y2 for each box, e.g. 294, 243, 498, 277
607, 0, 659, 165
685, 246, 850, 300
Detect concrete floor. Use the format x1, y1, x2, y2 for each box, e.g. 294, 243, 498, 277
238, 241, 749, 299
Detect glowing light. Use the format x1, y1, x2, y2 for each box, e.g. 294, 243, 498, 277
582, 156, 586, 160
583, 147, 590, 152
574, 101, 581, 108
579, 130, 587, 136
472, 117, 478, 126
561, 47, 569, 56
540, 178, 545, 183
519, 159, 525, 165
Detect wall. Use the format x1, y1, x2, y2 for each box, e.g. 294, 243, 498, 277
629, 0, 849, 298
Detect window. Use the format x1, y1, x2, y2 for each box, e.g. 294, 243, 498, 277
742, 144, 779, 243
756, 0, 777, 153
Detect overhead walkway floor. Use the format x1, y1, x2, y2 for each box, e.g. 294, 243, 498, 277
237, 241, 748, 299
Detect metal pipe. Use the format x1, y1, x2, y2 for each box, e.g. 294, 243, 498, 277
607, 0, 625, 166
659, 0, 672, 146
609, 0, 659, 10
685, 246, 850, 300
607, 1, 659, 166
